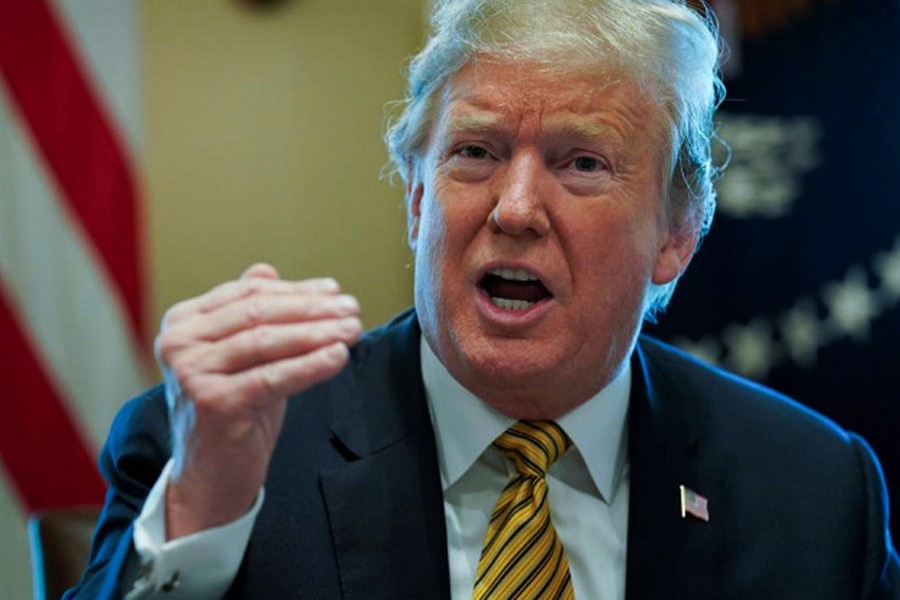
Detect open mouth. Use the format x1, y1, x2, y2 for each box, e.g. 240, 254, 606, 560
478, 268, 553, 311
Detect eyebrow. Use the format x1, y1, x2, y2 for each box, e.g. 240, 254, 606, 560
440, 95, 637, 159
444, 105, 624, 137
543, 110, 635, 142
444, 113, 503, 136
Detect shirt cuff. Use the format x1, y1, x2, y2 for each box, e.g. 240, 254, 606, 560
127, 459, 264, 599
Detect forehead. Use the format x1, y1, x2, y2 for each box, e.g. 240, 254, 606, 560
433, 58, 666, 144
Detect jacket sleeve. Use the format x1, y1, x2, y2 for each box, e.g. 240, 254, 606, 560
851, 434, 900, 599
63, 385, 171, 599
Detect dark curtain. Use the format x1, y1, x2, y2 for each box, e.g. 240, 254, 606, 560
650, 0, 900, 539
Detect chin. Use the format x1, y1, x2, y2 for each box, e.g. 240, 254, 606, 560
455, 336, 565, 395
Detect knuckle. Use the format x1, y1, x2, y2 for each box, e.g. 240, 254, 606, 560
256, 363, 281, 398
155, 330, 181, 365
190, 377, 225, 409
171, 356, 202, 395
206, 280, 239, 307
243, 279, 263, 296
160, 303, 185, 328
244, 296, 265, 325
251, 325, 276, 360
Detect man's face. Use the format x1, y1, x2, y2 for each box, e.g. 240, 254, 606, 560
408, 59, 696, 419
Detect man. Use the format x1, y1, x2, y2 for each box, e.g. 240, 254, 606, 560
69, 0, 899, 598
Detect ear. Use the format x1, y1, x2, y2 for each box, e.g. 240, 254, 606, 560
651, 225, 699, 285
406, 175, 424, 251
405, 155, 429, 251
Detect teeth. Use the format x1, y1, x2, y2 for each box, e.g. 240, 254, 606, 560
489, 268, 538, 282
491, 297, 534, 310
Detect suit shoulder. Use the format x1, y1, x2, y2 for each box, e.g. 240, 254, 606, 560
636, 334, 851, 447
99, 384, 171, 493
348, 308, 418, 363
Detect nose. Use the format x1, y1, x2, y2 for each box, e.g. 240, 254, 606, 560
489, 151, 551, 237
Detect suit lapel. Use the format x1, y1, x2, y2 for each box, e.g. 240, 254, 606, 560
319, 312, 450, 600
625, 338, 724, 599
314, 317, 726, 599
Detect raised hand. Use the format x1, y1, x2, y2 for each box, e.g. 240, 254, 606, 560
154, 263, 362, 538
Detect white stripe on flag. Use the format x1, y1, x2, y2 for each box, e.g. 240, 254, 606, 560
49, 0, 144, 159
0, 0, 146, 595
0, 80, 149, 451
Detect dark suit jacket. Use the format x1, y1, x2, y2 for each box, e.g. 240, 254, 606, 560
68, 309, 899, 599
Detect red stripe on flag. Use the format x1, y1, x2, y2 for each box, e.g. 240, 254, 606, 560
0, 0, 145, 342
0, 288, 106, 511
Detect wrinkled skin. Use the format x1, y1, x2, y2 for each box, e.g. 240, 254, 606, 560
408, 59, 697, 419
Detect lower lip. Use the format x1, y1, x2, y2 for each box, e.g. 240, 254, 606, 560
476, 287, 554, 326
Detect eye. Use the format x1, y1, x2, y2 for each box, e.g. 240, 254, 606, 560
444, 142, 497, 182
457, 144, 490, 160
570, 155, 604, 172
555, 151, 612, 194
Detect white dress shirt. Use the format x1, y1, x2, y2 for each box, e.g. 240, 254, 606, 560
421, 339, 631, 600
129, 335, 632, 598
128, 460, 262, 599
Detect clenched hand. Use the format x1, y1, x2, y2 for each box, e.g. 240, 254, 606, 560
154, 263, 362, 539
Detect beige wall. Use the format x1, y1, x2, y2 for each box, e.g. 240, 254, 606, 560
142, 0, 427, 333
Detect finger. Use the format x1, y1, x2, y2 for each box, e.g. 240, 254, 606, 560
163, 277, 341, 328
158, 292, 360, 377
182, 293, 360, 345
196, 278, 341, 315
185, 316, 363, 375
225, 341, 351, 409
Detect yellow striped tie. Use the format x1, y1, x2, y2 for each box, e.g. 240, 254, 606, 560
473, 421, 574, 600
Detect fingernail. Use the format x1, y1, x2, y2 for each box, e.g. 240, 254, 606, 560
338, 295, 360, 311
321, 278, 340, 291
328, 342, 349, 360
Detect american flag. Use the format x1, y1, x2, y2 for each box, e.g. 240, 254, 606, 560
680, 485, 710, 522
0, 0, 148, 596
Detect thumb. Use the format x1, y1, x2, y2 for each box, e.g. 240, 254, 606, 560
241, 262, 280, 281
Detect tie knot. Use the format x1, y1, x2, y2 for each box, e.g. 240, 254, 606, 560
494, 421, 571, 478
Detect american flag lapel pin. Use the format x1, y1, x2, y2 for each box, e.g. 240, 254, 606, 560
680, 485, 710, 522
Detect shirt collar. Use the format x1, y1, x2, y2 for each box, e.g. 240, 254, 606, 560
421, 336, 631, 503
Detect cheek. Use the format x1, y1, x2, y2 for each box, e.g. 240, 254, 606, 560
568, 214, 660, 302
414, 199, 444, 279
413, 222, 442, 346
418, 182, 484, 264
413, 191, 456, 313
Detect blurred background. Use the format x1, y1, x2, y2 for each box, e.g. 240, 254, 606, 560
0, 0, 897, 597
1, 1, 422, 596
